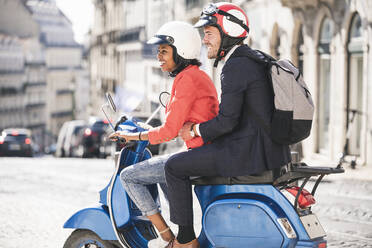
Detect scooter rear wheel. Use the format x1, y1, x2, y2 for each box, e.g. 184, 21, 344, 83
63, 229, 116, 248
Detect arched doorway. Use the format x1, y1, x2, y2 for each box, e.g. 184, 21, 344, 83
317, 17, 333, 154
346, 13, 363, 156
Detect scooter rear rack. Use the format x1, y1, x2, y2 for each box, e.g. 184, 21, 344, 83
274, 163, 344, 211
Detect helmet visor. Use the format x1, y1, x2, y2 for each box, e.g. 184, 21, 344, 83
147, 35, 174, 45
194, 15, 217, 28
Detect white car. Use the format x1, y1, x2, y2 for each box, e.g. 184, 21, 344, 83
55, 120, 86, 157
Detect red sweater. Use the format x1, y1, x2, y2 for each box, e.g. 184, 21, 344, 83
148, 65, 218, 149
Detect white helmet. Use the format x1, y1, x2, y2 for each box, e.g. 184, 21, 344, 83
147, 21, 201, 60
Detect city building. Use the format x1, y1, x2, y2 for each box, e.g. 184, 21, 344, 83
0, 0, 47, 149
22, 36, 48, 149
90, 0, 372, 166
0, 0, 86, 150
89, 0, 125, 116
25, 0, 84, 139
239, 0, 372, 165
90, 0, 219, 122
0, 34, 26, 131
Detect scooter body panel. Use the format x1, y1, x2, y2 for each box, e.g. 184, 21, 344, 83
195, 184, 315, 247
203, 199, 285, 248
63, 205, 116, 240
98, 147, 154, 230
64, 142, 157, 243
112, 175, 131, 227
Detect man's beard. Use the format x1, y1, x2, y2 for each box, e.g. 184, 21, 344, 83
207, 46, 218, 59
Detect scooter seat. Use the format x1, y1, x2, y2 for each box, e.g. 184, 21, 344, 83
190, 169, 278, 185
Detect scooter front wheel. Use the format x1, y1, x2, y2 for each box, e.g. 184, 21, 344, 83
63, 229, 117, 248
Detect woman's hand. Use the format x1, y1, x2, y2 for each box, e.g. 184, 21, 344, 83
109, 131, 148, 142
109, 131, 136, 142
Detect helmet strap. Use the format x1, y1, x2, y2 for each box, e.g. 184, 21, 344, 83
213, 32, 246, 67
169, 51, 191, 77
213, 48, 225, 67
169, 57, 187, 77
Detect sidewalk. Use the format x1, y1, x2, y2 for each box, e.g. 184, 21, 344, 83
302, 157, 372, 182
327, 164, 372, 181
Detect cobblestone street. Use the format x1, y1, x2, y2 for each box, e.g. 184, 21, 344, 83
0, 157, 371, 248
310, 178, 372, 247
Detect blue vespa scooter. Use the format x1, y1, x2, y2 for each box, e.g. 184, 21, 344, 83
63, 93, 344, 248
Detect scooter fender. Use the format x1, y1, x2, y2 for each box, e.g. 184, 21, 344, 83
63, 205, 116, 240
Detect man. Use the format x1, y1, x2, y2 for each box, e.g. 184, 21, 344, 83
164, 2, 291, 248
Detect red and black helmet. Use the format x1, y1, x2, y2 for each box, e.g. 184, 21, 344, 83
194, 2, 249, 66
195, 2, 249, 38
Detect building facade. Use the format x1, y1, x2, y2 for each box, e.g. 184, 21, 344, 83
0, 34, 26, 130
0, 0, 47, 149
22, 36, 47, 149
0, 0, 86, 150
239, 0, 372, 166
90, 0, 215, 120
90, 0, 372, 166
25, 0, 84, 140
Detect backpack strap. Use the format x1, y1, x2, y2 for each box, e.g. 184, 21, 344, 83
230, 46, 273, 136
230, 46, 275, 65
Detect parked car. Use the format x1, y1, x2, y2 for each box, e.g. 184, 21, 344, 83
0, 128, 34, 157
81, 117, 113, 158
55, 120, 86, 157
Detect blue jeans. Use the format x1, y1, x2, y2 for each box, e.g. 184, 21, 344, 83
120, 153, 173, 216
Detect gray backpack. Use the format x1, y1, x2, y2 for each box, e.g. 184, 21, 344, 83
232, 48, 314, 145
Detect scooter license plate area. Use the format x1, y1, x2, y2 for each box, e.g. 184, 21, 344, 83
300, 214, 326, 239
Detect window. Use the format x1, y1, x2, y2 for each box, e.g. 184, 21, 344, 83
347, 13, 363, 156
317, 17, 333, 154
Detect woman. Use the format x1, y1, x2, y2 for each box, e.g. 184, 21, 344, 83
109, 21, 218, 248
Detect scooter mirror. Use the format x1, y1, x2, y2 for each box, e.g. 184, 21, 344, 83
106, 93, 117, 112
159, 91, 170, 108
144, 91, 170, 125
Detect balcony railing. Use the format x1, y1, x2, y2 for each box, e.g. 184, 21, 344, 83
25, 103, 46, 109
56, 89, 74, 95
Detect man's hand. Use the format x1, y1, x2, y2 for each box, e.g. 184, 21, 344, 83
179, 122, 195, 141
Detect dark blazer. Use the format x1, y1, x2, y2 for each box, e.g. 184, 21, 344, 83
199, 45, 291, 176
